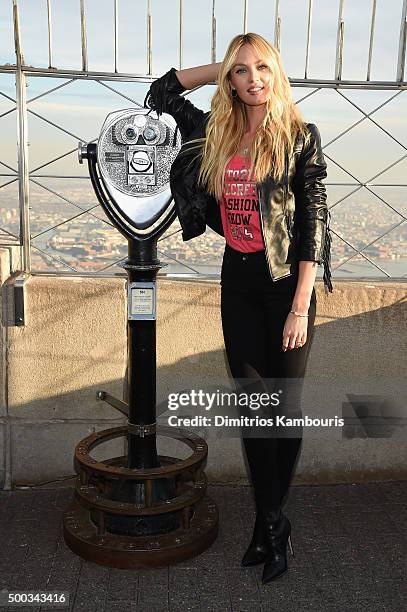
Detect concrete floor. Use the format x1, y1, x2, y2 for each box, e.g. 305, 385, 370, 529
0, 481, 406, 611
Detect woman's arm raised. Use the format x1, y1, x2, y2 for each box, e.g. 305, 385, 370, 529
145, 63, 222, 141
175, 62, 222, 90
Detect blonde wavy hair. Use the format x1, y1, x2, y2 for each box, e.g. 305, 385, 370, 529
191, 33, 308, 201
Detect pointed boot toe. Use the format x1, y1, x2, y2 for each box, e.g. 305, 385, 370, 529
241, 541, 268, 567
261, 547, 288, 583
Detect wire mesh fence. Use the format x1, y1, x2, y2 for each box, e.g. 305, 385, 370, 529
0, 0, 406, 279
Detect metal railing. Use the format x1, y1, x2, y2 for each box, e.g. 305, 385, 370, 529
0, 0, 406, 279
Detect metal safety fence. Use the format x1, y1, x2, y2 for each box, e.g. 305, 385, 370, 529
0, 0, 406, 279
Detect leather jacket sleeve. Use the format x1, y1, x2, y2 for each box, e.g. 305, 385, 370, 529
293, 123, 328, 262
293, 123, 333, 292
144, 67, 206, 141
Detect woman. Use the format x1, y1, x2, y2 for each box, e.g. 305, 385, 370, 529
145, 32, 333, 584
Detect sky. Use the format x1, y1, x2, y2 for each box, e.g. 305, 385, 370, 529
0, 0, 407, 185
0, 0, 405, 79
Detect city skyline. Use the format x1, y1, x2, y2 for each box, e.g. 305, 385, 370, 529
1, 177, 405, 278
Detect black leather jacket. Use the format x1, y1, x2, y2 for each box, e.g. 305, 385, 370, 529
145, 67, 333, 292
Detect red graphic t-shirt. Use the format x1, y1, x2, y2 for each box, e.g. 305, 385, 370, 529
219, 154, 265, 252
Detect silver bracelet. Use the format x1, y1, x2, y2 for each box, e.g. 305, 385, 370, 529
290, 310, 309, 318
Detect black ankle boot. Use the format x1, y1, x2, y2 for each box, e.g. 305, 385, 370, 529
261, 513, 294, 584
241, 512, 268, 567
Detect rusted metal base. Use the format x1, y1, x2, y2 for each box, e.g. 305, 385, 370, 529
62, 425, 219, 568
63, 494, 218, 569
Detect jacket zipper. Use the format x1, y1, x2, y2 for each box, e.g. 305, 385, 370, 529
257, 183, 274, 281
258, 151, 294, 282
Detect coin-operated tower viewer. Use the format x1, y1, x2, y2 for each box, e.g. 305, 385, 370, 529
62, 108, 218, 569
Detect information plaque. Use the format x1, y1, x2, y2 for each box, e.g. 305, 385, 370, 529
128, 282, 156, 320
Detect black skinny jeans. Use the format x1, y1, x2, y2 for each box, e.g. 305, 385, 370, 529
220, 244, 317, 513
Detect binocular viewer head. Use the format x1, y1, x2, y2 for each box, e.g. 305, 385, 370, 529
79, 108, 182, 241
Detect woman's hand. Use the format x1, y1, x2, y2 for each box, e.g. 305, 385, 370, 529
283, 261, 317, 351
282, 312, 308, 351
